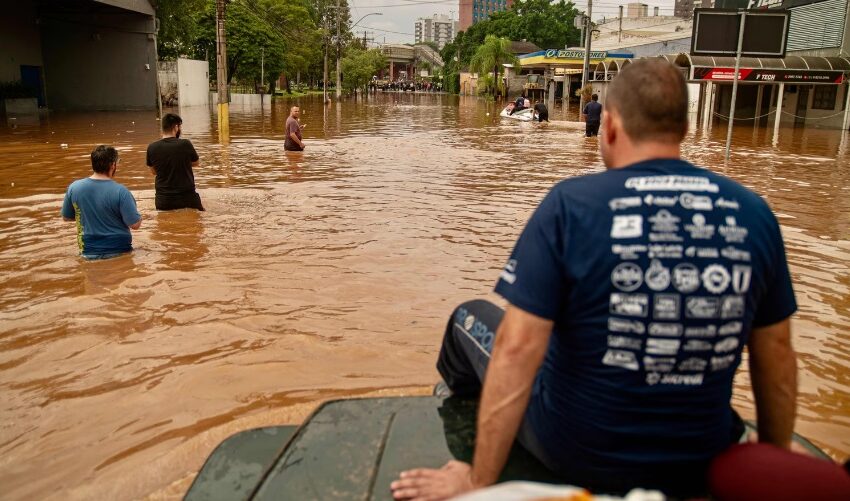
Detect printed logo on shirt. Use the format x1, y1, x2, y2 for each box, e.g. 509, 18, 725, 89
702, 264, 731, 294
499, 259, 518, 284
644, 356, 676, 372
685, 213, 716, 240
649, 322, 684, 337
721, 246, 751, 262
649, 210, 681, 233
719, 216, 749, 243
653, 294, 681, 320
609, 196, 642, 211
611, 262, 643, 292
683, 339, 713, 351
612, 244, 648, 260
711, 354, 736, 371
608, 335, 643, 350
654, 373, 705, 386
603, 349, 640, 371
715, 198, 740, 210
609, 293, 649, 317
672, 263, 701, 293
608, 317, 646, 335
648, 244, 683, 259
646, 338, 681, 355
714, 337, 740, 353
732, 265, 752, 294
685, 296, 721, 319
645, 259, 672, 291
464, 314, 476, 331
649, 232, 684, 243
718, 321, 743, 336
685, 325, 717, 338
625, 176, 719, 193
720, 295, 745, 319
678, 357, 708, 371
679, 192, 714, 211
643, 194, 679, 207
685, 246, 719, 259
611, 215, 643, 239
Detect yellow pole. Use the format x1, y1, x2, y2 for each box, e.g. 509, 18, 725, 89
216, 0, 230, 143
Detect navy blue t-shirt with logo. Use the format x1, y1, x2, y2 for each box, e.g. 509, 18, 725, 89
495, 159, 796, 487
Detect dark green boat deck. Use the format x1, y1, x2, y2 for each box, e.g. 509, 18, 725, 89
185, 396, 830, 500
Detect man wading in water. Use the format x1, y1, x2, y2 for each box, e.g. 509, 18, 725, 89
146, 113, 204, 211
285, 106, 306, 152
391, 59, 799, 499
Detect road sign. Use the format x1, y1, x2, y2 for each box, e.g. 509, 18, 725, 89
691, 9, 790, 58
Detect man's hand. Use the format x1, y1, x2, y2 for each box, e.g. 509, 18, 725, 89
390, 460, 476, 501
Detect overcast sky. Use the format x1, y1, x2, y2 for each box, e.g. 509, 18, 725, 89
350, 0, 678, 45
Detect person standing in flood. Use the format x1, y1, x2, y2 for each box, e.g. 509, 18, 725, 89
583, 93, 603, 137
62, 145, 141, 260
284, 106, 306, 152
146, 113, 204, 211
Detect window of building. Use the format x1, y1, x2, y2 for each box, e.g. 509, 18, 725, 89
812, 86, 837, 110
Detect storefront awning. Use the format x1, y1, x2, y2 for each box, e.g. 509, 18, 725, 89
665, 53, 848, 85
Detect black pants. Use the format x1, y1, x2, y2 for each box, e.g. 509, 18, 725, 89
537, 112, 549, 123
586, 120, 600, 137
155, 192, 205, 211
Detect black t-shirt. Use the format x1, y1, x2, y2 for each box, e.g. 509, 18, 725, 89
534, 103, 548, 115
146, 138, 199, 196
584, 101, 603, 122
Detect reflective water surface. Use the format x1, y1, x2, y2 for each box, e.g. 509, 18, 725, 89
1, 94, 848, 499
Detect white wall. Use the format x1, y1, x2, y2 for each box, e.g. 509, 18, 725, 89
176, 58, 210, 107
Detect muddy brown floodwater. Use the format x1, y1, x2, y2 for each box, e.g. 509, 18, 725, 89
0, 94, 848, 499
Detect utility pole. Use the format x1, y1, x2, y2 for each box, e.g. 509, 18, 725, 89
335, 0, 342, 99
215, 0, 229, 142
618, 5, 623, 43
260, 47, 265, 94
323, 12, 329, 104
580, 0, 593, 114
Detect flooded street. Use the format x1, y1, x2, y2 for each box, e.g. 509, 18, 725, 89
1, 94, 848, 499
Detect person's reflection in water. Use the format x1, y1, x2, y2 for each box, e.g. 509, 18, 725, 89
150, 209, 209, 271
80, 253, 142, 295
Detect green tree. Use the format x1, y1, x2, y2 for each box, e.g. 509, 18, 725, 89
340, 48, 387, 95
469, 35, 517, 98
152, 0, 207, 60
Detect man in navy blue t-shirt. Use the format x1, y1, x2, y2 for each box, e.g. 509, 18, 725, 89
583, 93, 603, 137
391, 60, 798, 499
62, 145, 142, 259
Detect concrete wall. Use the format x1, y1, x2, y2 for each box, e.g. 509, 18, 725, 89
177, 59, 210, 107
40, 7, 157, 110
158, 61, 178, 105
0, 2, 43, 82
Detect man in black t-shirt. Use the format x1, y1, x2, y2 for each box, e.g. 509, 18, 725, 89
146, 113, 204, 211
533, 101, 549, 122
583, 93, 603, 137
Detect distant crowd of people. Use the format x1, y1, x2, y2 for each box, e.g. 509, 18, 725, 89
373, 80, 442, 93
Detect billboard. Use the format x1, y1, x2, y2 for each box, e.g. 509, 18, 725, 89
692, 67, 845, 84
691, 9, 790, 57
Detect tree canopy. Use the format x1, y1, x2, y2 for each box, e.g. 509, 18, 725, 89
340, 48, 387, 93
469, 35, 517, 97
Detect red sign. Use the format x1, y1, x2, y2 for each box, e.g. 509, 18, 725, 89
693, 67, 844, 84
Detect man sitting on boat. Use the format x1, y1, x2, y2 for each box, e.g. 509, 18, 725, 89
391, 59, 799, 499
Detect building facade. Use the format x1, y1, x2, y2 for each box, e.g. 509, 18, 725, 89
459, 0, 514, 32
673, 0, 714, 18
414, 14, 458, 49
1, 0, 158, 110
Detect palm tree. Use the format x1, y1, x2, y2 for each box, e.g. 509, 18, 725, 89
469, 35, 518, 98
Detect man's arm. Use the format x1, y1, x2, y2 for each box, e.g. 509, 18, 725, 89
128, 218, 142, 230
390, 305, 552, 500
191, 160, 200, 168
747, 317, 797, 449
471, 305, 552, 486
289, 131, 305, 148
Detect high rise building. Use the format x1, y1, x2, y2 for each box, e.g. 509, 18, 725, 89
626, 2, 649, 17
415, 14, 459, 48
459, 0, 513, 32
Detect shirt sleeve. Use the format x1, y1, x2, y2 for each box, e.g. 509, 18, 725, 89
187, 140, 199, 162
494, 188, 570, 320
752, 215, 797, 327
119, 187, 141, 227
61, 186, 75, 219
146, 144, 153, 167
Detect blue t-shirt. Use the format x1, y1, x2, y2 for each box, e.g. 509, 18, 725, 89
495, 159, 796, 483
584, 101, 602, 122
61, 178, 141, 257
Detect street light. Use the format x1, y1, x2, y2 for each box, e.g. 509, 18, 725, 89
336, 12, 382, 99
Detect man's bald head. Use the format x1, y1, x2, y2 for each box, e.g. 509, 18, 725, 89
290, 106, 300, 119
606, 59, 688, 144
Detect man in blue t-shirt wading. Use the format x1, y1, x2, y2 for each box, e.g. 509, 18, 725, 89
391, 59, 798, 499
62, 145, 142, 259
583, 93, 603, 137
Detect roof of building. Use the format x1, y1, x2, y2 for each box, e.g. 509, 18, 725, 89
510, 41, 542, 54
590, 16, 693, 52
